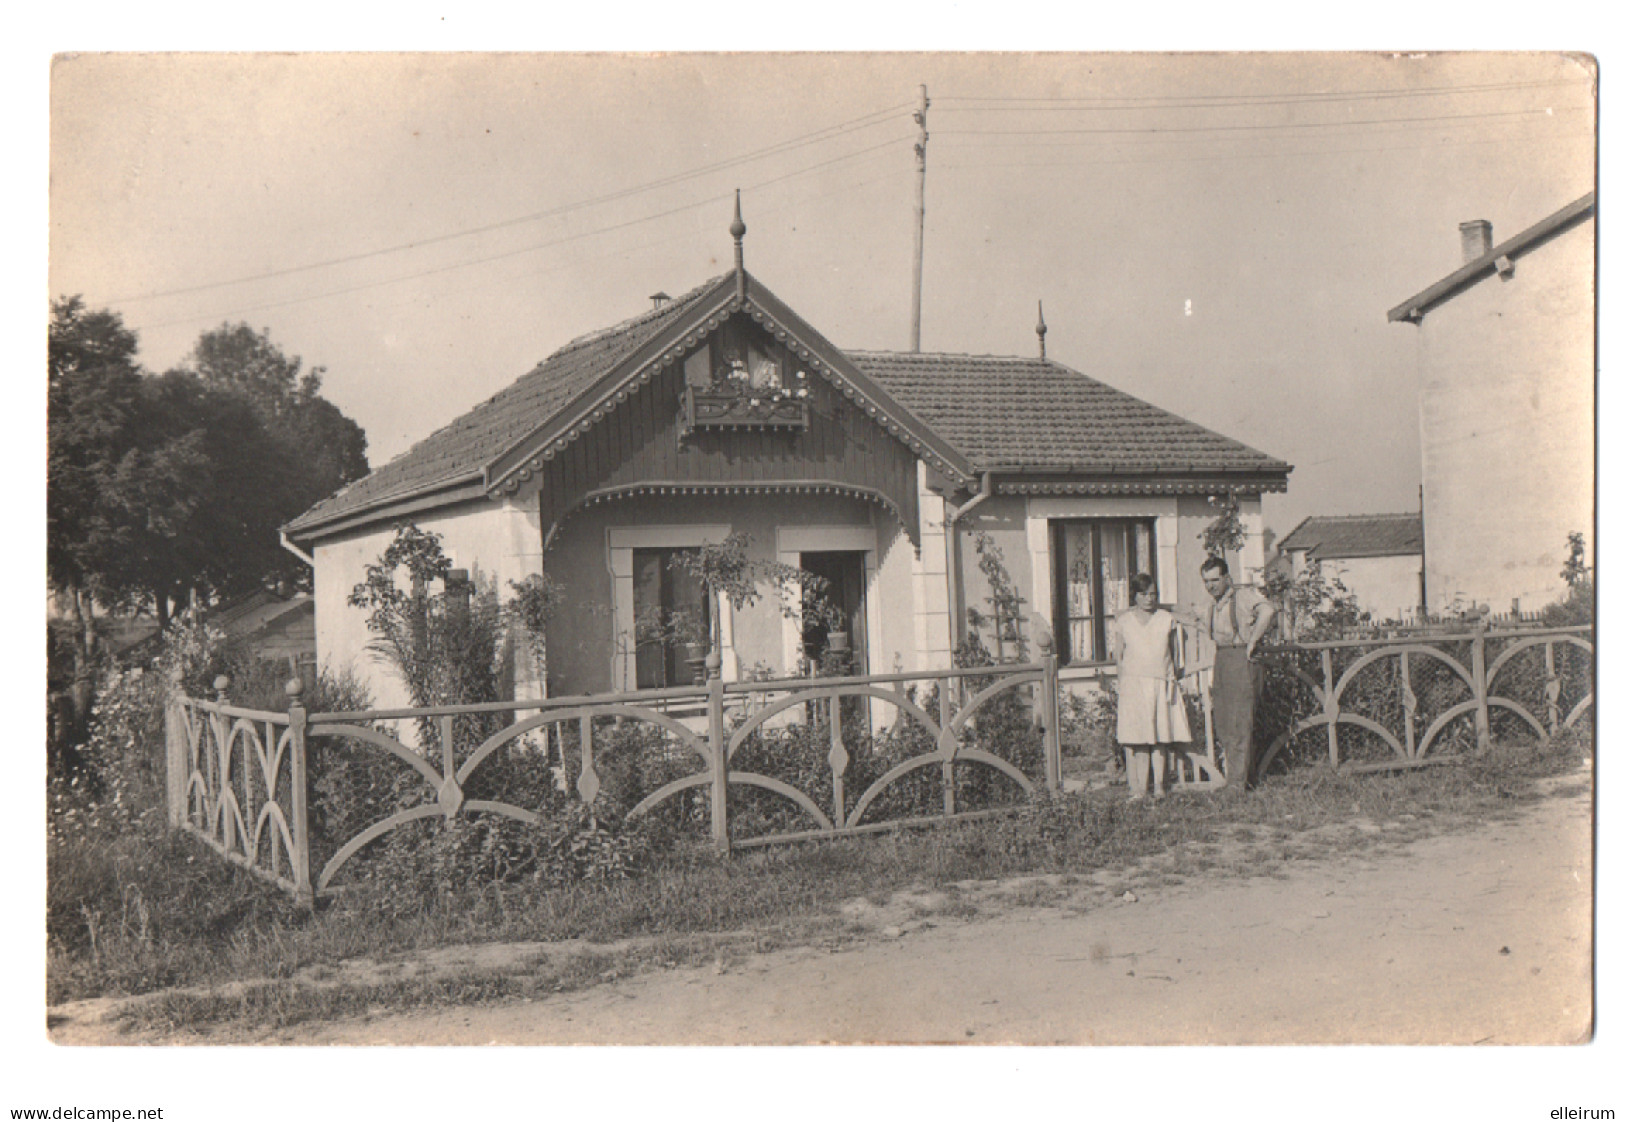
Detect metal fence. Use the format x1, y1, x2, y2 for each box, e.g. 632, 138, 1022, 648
164, 624, 1592, 905
165, 657, 1063, 904
1253, 625, 1592, 776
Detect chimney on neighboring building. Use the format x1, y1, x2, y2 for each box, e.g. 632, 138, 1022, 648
1459, 219, 1494, 264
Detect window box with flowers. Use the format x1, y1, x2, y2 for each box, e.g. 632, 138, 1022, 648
681, 348, 811, 434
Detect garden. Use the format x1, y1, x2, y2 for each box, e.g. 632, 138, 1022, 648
45, 524, 1595, 1035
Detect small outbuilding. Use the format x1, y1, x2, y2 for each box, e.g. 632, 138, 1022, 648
1277, 513, 1425, 624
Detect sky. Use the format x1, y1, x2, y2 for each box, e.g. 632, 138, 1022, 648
47, 51, 1595, 539
18, 11, 1616, 1121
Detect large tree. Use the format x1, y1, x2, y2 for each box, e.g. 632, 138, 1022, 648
50, 305, 372, 644
174, 323, 369, 595
182, 322, 368, 494
48, 297, 152, 720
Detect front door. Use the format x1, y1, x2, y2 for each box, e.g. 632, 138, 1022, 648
800, 550, 868, 674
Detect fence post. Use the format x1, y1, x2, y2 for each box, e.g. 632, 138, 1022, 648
209, 675, 231, 839
286, 678, 314, 908
1038, 634, 1062, 794
1320, 649, 1340, 770
1471, 623, 1491, 752
164, 671, 187, 830
1544, 640, 1562, 735
706, 653, 730, 856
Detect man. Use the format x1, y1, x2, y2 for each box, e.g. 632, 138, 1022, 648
1196, 557, 1276, 789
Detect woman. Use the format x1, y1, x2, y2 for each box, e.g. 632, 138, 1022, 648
1112, 573, 1193, 800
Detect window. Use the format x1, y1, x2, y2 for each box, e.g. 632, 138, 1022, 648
1050, 519, 1156, 664
632, 548, 711, 688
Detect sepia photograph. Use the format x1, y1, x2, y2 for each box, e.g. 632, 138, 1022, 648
22, 25, 1609, 1120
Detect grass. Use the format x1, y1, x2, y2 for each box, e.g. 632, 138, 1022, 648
49, 727, 1591, 1038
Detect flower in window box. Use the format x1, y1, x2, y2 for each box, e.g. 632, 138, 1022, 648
795, 387, 808, 398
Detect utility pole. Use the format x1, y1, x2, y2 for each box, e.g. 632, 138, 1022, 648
910, 84, 929, 353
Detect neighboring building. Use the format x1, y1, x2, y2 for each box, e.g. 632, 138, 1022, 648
1388, 192, 1595, 615
1276, 513, 1424, 623
286, 219, 1291, 708
209, 588, 316, 673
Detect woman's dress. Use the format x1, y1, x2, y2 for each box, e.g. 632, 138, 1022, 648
1115, 609, 1193, 745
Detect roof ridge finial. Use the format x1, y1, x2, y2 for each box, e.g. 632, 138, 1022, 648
731, 190, 747, 300
1035, 300, 1048, 361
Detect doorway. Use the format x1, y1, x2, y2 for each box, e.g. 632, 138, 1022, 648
800, 550, 868, 675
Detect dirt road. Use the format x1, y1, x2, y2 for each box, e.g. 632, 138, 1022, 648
261, 782, 1590, 1046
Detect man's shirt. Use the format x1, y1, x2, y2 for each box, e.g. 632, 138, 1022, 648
1209, 585, 1271, 646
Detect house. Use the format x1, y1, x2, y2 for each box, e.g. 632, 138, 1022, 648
1388, 192, 1595, 615
208, 588, 317, 674
285, 213, 1291, 709
1276, 513, 1424, 624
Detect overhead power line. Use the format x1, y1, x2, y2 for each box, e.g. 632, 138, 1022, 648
935, 107, 1567, 139
933, 128, 1596, 174
108, 102, 913, 306
933, 77, 1591, 107
131, 134, 915, 332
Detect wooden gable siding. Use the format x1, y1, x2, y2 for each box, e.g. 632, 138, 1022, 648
540, 360, 920, 539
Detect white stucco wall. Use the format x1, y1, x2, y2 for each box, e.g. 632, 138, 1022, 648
912, 465, 954, 672
310, 493, 544, 710
1412, 216, 1594, 613
1291, 552, 1423, 623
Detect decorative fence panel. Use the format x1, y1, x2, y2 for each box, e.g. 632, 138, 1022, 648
165, 658, 1063, 903
1255, 626, 1592, 777
165, 678, 312, 901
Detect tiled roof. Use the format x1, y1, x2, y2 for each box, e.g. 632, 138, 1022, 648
285, 275, 728, 534
211, 592, 313, 638
287, 281, 1289, 540
848, 351, 1290, 476
1278, 513, 1423, 559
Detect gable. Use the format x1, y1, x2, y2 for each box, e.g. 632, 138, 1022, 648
535, 315, 924, 543
483, 272, 974, 499
1388, 192, 1596, 324
284, 274, 731, 540
286, 270, 971, 544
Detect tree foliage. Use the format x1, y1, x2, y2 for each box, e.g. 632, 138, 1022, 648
184, 321, 368, 491
1200, 493, 1247, 561
1544, 531, 1593, 626
48, 301, 371, 634
1262, 556, 1370, 641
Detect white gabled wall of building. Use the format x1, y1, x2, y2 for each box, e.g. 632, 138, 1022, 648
1415, 217, 1594, 614
309, 493, 544, 712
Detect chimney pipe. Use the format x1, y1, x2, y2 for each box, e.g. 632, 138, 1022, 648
1459, 219, 1493, 264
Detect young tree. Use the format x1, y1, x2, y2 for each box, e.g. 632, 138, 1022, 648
1545, 531, 1593, 625
1201, 493, 1246, 561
